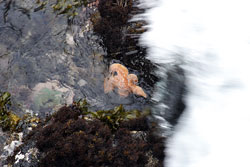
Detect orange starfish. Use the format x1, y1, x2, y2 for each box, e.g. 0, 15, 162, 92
104, 63, 147, 98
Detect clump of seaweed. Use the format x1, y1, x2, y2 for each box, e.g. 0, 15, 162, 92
52, 0, 88, 16
93, 0, 133, 54
93, 0, 147, 56
21, 100, 164, 167
35, 0, 91, 17
0, 91, 20, 132
90, 105, 148, 131
0, 91, 40, 132
75, 99, 149, 131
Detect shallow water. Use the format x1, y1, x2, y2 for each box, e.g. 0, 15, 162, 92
0, 0, 150, 120
0, 1, 157, 164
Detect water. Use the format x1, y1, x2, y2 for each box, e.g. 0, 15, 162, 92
140, 0, 250, 166
0, 0, 150, 119
0, 0, 155, 163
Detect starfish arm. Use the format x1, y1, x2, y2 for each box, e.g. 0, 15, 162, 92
131, 86, 147, 98
109, 63, 129, 76
104, 78, 114, 93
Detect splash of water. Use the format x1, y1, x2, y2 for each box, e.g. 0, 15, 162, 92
140, 0, 250, 166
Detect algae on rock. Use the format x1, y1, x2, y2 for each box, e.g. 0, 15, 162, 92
36, 0, 91, 17
0, 91, 41, 132
0, 92, 20, 132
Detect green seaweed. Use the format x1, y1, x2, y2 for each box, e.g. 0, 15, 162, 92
74, 98, 89, 113
75, 99, 150, 131
36, 0, 90, 17
0, 92, 20, 131
0, 91, 41, 132
34, 0, 48, 12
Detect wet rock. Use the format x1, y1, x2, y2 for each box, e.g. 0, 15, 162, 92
0, 132, 23, 165
148, 65, 186, 138
0, 0, 111, 115
0, 129, 9, 166
0, 53, 10, 89
77, 79, 87, 87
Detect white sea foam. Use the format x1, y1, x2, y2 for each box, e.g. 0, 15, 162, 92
140, 0, 250, 166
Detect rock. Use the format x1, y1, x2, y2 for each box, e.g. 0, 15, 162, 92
77, 79, 87, 87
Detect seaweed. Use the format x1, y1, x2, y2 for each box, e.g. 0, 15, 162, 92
0, 91, 40, 132
0, 91, 20, 131
75, 99, 149, 131
34, 0, 48, 12
52, 0, 87, 16
30, 105, 151, 166
35, 0, 91, 17
90, 105, 146, 131
21, 100, 164, 167
93, 0, 133, 54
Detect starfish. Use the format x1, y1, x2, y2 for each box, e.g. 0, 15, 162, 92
104, 63, 147, 98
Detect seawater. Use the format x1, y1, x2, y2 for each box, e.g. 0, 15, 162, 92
139, 0, 250, 166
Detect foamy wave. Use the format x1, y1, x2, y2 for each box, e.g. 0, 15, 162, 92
140, 0, 250, 166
